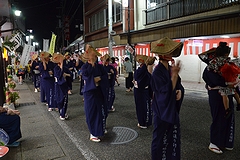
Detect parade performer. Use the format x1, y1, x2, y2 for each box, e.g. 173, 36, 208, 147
150, 37, 184, 160
52, 53, 71, 120
102, 54, 116, 112
63, 52, 74, 95
39, 51, 57, 111
81, 44, 108, 142
199, 42, 236, 154
31, 54, 41, 92
133, 55, 155, 129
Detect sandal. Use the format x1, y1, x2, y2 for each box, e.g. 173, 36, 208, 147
208, 143, 223, 154
90, 137, 100, 142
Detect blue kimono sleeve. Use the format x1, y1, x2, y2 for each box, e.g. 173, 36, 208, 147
134, 64, 150, 89
81, 63, 97, 92
151, 64, 179, 124
39, 63, 51, 79
202, 67, 227, 88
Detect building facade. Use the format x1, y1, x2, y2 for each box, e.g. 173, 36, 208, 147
83, 0, 240, 82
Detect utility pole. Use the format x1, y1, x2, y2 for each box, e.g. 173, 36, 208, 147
108, 0, 113, 57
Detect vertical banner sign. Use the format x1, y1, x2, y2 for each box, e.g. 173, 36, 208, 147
20, 44, 35, 66
9, 32, 22, 51
48, 33, 57, 55
64, 16, 70, 40
43, 39, 49, 52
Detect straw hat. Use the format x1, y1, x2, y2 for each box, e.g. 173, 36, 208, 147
31, 54, 38, 60
146, 56, 156, 65
151, 37, 183, 57
52, 53, 64, 63
135, 55, 148, 63
84, 44, 102, 58
64, 52, 72, 57
101, 54, 111, 61
79, 54, 88, 63
198, 48, 216, 64
39, 51, 50, 58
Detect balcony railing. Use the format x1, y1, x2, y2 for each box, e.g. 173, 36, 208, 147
143, 0, 240, 25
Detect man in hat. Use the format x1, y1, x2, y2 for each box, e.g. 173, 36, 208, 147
81, 44, 108, 142
133, 55, 154, 129
39, 51, 57, 111
150, 37, 184, 160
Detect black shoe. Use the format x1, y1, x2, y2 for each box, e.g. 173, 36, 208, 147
225, 108, 232, 119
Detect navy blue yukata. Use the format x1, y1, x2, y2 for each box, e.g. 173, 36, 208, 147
151, 63, 184, 160
81, 62, 108, 137
32, 60, 40, 89
202, 67, 234, 149
0, 113, 22, 144
103, 64, 116, 111
63, 59, 74, 91
39, 61, 56, 109
134, 64, 152, 127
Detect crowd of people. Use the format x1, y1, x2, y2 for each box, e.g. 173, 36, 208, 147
1, 37, 240, 159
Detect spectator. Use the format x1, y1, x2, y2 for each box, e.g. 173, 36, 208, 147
0, 106, 22, 147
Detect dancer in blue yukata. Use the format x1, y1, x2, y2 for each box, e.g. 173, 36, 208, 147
81, 44, 108, 142
39, 51, 57, 111
133, 55, 155, 129
101, 54, 116, 112
63, 52, 75, 95
199, 42, 236, 154
150, 37, 184, 160
52, 53, 71, 120
31, 54, 41, 92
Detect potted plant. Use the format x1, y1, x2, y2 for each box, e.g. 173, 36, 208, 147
7, 81, 16, 92
6, 65, 12, 72
7, 75, 13, 82
10, 91, 20, 105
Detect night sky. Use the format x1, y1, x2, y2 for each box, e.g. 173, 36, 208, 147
15, 0, 83, 49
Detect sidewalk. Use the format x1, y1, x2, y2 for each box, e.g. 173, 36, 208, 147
2, 77, 206, 159
2, 81, 71, 160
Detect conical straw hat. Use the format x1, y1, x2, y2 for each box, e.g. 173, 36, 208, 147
135, 55, 148, 63
198, 48, 216, 64
101, 54, 111, 61
85, 44, 102, 57
146, 56, 156, 65
39, 51, 50, 58
31, 54, 38, 60
151, 37, 183, 57
52, 53, 64, 63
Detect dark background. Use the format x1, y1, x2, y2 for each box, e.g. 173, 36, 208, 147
14, 0, 83, 50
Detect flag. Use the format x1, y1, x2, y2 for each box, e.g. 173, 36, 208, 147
9, 32, 22, 51
48, 33, 57, 55
43, 39, 49, 52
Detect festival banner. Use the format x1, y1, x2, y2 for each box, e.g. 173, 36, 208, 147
48, 33, 57, 55
9, 32, 22, 51
43, 39, 49, 52
20, 44, 35, 66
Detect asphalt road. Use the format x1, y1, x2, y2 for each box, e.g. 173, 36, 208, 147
27, 78, 240, 160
